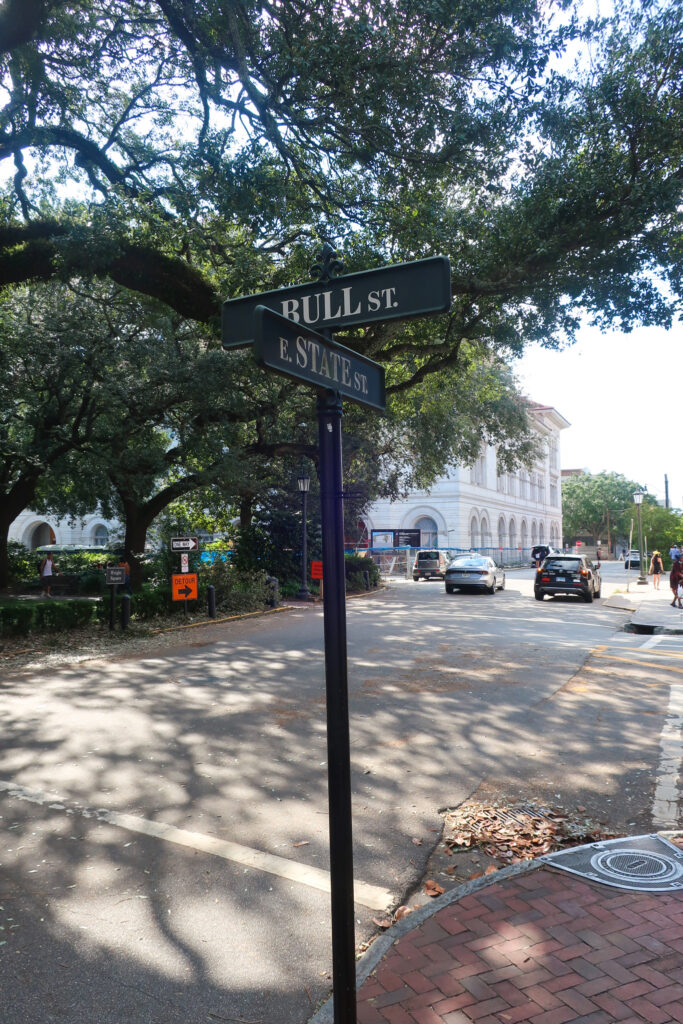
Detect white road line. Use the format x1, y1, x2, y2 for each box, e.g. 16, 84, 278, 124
0, 780, 391, 911
640, 636, 663, 649
652, 685, 683, 828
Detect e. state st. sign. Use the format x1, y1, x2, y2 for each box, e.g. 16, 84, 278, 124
253, 306, 385, 411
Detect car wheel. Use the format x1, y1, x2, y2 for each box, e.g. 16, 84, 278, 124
445, 585, 455, 594
594, 584, 601, 598
498, 575, 505, 590
534, 589, 544, 601
583, 587, 593, 603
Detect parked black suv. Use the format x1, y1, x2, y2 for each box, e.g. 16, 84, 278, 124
534, 554, 601, 602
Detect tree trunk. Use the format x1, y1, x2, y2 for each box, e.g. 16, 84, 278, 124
121, 500, 151, 592
0, 514, 10, 591
0, 475, 41, 590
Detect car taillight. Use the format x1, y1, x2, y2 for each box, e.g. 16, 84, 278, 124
541, 576, 550, 582
580, 568, 588, 576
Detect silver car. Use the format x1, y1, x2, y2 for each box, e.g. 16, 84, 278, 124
445, 555, 506, 594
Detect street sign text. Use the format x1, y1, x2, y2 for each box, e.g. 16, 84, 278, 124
253, 306, 385, 411
223, 256, 451, 348
172, 573, 198, 601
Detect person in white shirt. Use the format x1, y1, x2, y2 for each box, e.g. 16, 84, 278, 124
40, 551, 56, 597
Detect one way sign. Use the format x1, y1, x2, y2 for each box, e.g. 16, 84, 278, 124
171, 536, 199, 551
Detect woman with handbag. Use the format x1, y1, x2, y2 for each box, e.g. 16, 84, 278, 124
669, 558, 683, 608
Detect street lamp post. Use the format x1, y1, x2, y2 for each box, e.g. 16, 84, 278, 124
297, 470, 313, 600
633, 491, 648, 586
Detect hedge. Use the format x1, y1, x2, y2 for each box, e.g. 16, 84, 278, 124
0, 599, 96, 636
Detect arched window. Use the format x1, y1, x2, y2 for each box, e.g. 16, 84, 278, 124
480, 516, 490, 548
498, 516, 506, 550
470, 515, 478, 549
509, 518, 516, 549
93, 524, 109, 547
531, 521, 537, 546
521, 520, 528, 550
414, 516, 438, 547
539, 522, 545, 545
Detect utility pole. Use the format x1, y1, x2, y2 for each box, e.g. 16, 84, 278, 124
665, 474, 670, 509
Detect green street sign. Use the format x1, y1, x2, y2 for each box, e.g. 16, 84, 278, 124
253, 306, 386, 411
223, 255, 451, 348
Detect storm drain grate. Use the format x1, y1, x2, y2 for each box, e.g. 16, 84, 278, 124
540, 834, 683, 891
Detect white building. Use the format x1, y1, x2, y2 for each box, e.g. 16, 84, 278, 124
363, 404, 569, 558
8, 510, 118, 550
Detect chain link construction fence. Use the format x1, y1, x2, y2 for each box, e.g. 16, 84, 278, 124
348, 546, 537, 578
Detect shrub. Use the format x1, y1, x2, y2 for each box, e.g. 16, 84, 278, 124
7, 542, 34, 585
0, 600, 34, 636
345, 554, 379, 590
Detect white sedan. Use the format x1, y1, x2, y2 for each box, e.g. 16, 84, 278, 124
444, 555, 506, 594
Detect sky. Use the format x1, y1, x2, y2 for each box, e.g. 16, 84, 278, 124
513, 322, 677, 506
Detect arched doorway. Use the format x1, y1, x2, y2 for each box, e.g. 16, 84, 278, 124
470, 515, 479, 549
508, 518, 516, 549
521, 520, 528, 550
30, 522, 55, 549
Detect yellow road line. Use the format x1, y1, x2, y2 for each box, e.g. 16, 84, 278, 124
591, 652, 683, 674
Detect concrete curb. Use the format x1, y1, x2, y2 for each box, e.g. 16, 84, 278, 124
307, 860, 539, 1024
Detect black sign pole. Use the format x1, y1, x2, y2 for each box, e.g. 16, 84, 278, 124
317, 380, 357, 1024
109, 583, 117, 632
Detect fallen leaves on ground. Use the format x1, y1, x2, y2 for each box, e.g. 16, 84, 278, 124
424, 879, 445, 897
443, 800, 621, 864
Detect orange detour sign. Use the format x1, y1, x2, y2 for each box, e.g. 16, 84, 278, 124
172, 573, 198, 601
310, 561, 323, 580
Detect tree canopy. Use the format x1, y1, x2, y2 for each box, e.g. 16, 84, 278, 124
2, 1, 683, 585
1, 0, 682, 386
561, 470, 659, 549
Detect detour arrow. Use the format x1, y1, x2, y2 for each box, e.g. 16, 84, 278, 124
172, 573, 198, 601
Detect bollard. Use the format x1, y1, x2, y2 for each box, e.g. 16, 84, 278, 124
266, 575, 279, 607
121, 593, 131, 631
363, 569, 370, 590
207, 584, 216, 619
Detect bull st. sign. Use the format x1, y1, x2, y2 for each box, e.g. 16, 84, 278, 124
253, 306, 385, 411
222, 254, 451, 348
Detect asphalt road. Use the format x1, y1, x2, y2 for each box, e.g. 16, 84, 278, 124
0, 562, 681, 1024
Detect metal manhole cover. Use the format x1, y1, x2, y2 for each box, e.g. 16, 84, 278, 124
540, 834, 683, 891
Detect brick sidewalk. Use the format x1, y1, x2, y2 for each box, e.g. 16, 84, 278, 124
356, 867, 683, 1024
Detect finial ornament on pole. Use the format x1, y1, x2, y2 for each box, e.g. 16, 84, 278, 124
310, 241, 344, 283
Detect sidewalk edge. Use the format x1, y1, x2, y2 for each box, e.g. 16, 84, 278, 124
307, 859, 540, 1024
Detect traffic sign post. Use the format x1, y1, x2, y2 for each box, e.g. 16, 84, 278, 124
225, 245, 450, 1024
105, 566, 126, 632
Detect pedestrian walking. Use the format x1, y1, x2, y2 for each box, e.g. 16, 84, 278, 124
649, 550, 664, 590
39, 551, 57, 597
669, 542, 681, 562
669, 558, 683, 608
